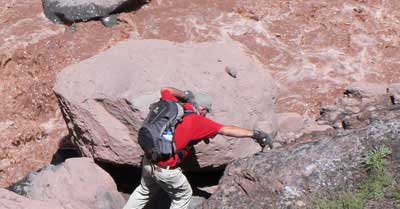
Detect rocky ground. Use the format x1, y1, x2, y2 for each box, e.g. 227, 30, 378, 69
0, 0, 133, 187
1, 0, 400, 207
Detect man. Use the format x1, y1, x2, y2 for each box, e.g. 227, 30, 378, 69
123, 87, 273, 209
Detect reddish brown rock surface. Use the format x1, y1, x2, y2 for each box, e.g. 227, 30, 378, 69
1, 0, 400, 189
129, 0, 400, 115
0, 0, 131, 187
200, 107, 400, 208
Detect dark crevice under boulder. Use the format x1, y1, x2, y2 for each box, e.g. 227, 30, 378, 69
96, 160, 224, 209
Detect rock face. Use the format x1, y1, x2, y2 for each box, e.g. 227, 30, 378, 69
10, 157, 125, 209
42, 0, 136, 23
200, 109, 400, 209
318, 82, 397, 130
274, 112, 331, 144
0, 188, 64, 209
54, 39, 277, 169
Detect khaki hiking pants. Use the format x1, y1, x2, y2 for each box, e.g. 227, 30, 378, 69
123, 157, 193, 209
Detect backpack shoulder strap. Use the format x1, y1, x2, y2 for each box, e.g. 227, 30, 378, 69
174, 102, 184, 121
172, 102, 198, 126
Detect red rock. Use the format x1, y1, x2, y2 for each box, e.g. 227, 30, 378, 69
0, 188, 64, 209
24, 158, 125, 209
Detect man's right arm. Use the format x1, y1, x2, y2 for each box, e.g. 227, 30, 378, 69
160, 87, 186, 99
161, 87, 195, 105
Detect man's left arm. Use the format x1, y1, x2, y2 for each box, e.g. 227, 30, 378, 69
218, 125, 253, 138
219, 125, 274, 149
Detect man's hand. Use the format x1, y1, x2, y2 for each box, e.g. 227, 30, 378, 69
252, 130, 273, 149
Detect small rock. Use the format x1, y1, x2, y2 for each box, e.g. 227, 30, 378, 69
337, 97, 361, 107
0, 121, 14, 134
344, 106, 360, 114
333, 121, 343, 129
101, 14, 119, 27
189, 196, 206, 209
0, 160, 11, 168
295, 200, 306, 207
225, 66, 238, 78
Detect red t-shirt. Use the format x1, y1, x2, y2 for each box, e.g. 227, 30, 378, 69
157, 90, 223, 167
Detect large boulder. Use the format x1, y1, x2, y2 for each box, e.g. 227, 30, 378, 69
344, 81, 389, 107
42, 0, 139, 23
0, 188, 64, 209
54, 39, 277, 170
200, 109, 400, 209
318, 82, 393, 129
10, 157, 125, 209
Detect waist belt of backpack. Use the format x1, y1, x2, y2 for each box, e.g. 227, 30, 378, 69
176, 146, 193, 164
183, 110, 195, 117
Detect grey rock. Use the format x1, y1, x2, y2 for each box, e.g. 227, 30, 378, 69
54, 39, 278, 170
42, 0, 131, 23
11, 158, 125, 209
189, 196, 206, 209
276, 112, 305, 144
0, 188, 64, 209
317, 81, 397, 130
101, 14, 119, 27
336, 97, 361, 107
318, 105, 342, 124
199, 109, 400, 209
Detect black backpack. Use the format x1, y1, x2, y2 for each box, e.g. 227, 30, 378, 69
138, 100, 185, 162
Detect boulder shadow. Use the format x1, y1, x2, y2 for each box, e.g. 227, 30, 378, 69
113, 0, 148, 14
50, 134, 81, 165
96, 161, 142, 194
181, 147, 225, 198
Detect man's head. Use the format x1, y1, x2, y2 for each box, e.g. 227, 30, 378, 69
194, 93, 212, 116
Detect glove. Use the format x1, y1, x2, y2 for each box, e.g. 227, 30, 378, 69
183, 90, 195, 104
252, 130, 273, 149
